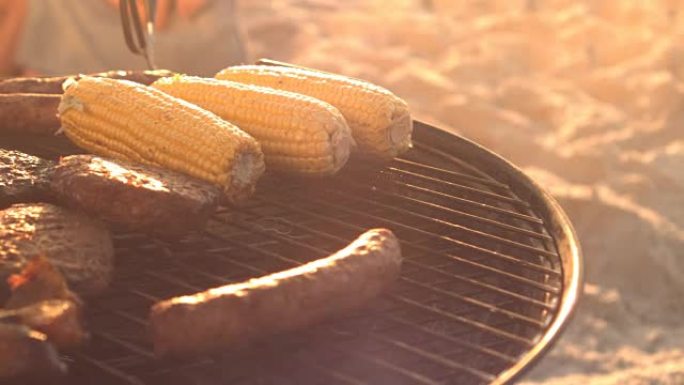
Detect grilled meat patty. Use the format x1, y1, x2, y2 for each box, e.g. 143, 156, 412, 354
49, 155, 221, 239
0, 203, 114, 297
150, 228, 402, 358
0, 149, 55, 209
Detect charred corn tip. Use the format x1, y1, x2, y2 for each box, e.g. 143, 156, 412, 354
152, 75, 353, 176
215, 65, 413, 160
58, 76, 265, 204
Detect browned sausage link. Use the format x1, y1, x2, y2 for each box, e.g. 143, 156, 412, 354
0, 93, 60, 136
0, 77, 65, 94
149, 228, 402, 359
0, 69, 176, 94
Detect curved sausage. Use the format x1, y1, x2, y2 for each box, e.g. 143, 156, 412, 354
149, 228, 402, 358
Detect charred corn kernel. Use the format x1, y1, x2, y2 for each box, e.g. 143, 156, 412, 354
58, 77, 265, 203
215, 65, 413, 160
152, 76, 353, 176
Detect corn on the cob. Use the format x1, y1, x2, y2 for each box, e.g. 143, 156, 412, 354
152, 76, 353, 176
57, 77, 265, 204
215, 65, 413, 160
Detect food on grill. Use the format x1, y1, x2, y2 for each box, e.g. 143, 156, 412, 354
215, 65, 413, 160
0, 300, 86, 350
0, 93, 61, 136
0, 69, 175, 94
152, 76, 354, 176
2, 258, 87, 351
50, 154, 221, 238
0, 324, 66, 381
0, 203, 114, 297
58, 77, 265, 204
0, 149, 55, 209
150, 228, 402, 358
4, 256, 79, 310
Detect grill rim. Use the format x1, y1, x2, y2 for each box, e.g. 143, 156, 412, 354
410, 120, 583, 384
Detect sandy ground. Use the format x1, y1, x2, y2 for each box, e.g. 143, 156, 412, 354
237, 1, 684, 383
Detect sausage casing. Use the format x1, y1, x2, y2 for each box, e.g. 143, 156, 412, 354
149, 228, 402, 358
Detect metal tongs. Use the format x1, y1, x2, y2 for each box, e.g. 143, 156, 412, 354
119, 0, 158, 69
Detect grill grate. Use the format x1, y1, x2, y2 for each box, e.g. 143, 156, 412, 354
2, 121, 581, 385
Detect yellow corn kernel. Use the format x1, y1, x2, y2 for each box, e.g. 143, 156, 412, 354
152, 76, 353, 176
215, 65, 412, 160
58, 77, 265, 204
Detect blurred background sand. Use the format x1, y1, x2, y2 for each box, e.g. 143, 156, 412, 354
236, 1, 684, 384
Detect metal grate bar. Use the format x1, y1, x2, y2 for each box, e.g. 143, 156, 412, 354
279, 192, 559, 276
340, 349, 444, 385
359, 188, 552, 241
372, 335, 495, 382
393, 158, 509, 189
171, 259, 245, 283
200, 232, 275, 274
229, 207, 556, 309
384, 168, 529, 208
145, 270, 210, 292
109, 309, 149, 326
398, 182, 542, 224
205, 229, 300, 269
399, 277, 544, 327
408, 139, 553, 237
221, 217, 538, 348
256, 196, 561, 294
404, 260, 556, 307
125, 287, 164, 303
409, 141, 506, 190
308, 362, 367, 385
95, 332, 154, 359
389, 295, 533, 347
318, 173, 550, 243
381, 315, 516, 363
74, 354, 146, 385
321, 187, 557, 258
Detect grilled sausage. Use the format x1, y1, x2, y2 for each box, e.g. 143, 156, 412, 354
0, 324, 66, 381
150, 228, 402, 358
0, 203, 114, 297
0, 149, 56, 210
0, 69, 176, 94
49, 155, 221, 239
0, 93, 61, 136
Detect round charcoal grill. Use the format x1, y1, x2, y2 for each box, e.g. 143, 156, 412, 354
5, 120, 582, 385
